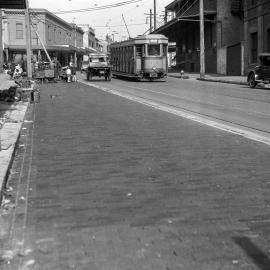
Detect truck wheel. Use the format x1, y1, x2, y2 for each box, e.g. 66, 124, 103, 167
248, 73, 257, 88
87, 71, 92, 81
106, 71, 111, 81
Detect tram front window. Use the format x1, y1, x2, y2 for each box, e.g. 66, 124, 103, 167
148, 44, 160, 56
90, 57, 106, 63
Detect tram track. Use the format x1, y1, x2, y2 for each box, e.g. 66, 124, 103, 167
79, 79, 270, 146
111, 82, 270, 118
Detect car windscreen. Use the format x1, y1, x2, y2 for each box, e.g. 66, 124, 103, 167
260, 56, 270, 66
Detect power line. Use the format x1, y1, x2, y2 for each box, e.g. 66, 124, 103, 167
53, 0, 142, 14
93, 23, 146, 28
31, 12, 146, 31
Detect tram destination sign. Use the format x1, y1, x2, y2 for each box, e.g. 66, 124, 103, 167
149, 39, 159, 44
0, 0, 26, 9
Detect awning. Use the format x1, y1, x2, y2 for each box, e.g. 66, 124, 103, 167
154, 0, 216, 35
5, 44, 98, 55
154, 13, 216, 35
0, 0, 26, 9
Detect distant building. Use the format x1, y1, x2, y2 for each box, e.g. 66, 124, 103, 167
2, 8, 85, 68
98, 39, 109, 54
95, 37, 103, 53
77, 24, 97, 53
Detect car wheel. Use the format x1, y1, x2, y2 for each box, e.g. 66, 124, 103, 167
248, 73, 257, 88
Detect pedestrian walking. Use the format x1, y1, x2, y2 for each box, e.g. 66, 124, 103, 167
70, 62, 77, 82
66, 66, 72, 83
53, 57, 61, 79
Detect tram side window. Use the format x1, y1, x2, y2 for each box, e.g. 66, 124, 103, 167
163, 45, 168, 56
148, 44, 160, 56
136, 45, 142, 57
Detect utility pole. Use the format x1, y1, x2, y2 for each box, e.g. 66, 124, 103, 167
153, 0, 157, 30
150, 9, 152, 33
31, 22, 51, 63
199, 0, 205, 79
74, 25, 77, 68
0, 9, 3, 73
25, 0, 32, 78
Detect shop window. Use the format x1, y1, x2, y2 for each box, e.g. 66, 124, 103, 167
31, 23, 38, 45
48, 26, 51, 41
250, 32, 258, 63
251, 0, 256, 6
231, 0, 242, 14
268, 29, 270, 52
16, 23, 23, 39
53, 28, 56, 42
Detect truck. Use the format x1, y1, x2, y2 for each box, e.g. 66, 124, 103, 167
82, 53, 112, 81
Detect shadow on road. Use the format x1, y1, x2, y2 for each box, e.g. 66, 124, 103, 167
233, 236, 270, 270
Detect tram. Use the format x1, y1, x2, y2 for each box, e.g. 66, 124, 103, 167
110, 34, 168, 81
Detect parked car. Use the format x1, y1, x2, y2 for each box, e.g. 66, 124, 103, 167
247, 53, 270, 88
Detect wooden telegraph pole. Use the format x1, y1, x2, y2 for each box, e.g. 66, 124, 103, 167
150, 9, 152, 33
199, 0, 205, 78
0, 9, 3, 73
25, 0, 32, 78
153, 0, 156, 30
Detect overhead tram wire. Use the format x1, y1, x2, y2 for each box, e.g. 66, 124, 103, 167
53, 0, 142, 14
30, 12, 146, 31
30, 0, 148, 39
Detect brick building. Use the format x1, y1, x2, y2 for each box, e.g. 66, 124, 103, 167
243, 0, 270, 68
2, 8, 85, 68
154, 0, 244, 75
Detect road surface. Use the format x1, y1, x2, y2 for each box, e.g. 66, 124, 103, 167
1, 78, 270, 270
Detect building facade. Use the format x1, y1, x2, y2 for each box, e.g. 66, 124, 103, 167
243, 0, 270, 68
77, 24, 97, 52
155, 0, 244, 75
2, 8, 85, 68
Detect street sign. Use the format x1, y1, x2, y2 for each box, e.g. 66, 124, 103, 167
0, 0, 26, 9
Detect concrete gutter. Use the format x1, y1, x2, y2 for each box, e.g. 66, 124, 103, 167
196, 77, 248, 85
0, 102, 28, 202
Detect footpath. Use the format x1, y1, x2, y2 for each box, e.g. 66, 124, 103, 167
168, 70, 247, 85
0, 71, 249, 203
0, 102, 28, 200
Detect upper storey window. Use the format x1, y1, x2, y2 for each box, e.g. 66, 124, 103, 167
16, 23, 23, 39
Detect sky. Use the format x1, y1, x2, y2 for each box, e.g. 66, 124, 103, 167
28, 0, 172, 41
